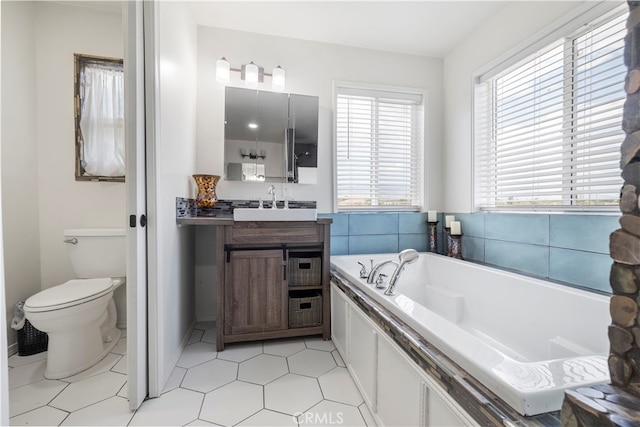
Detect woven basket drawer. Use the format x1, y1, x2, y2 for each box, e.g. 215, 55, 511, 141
289, 257, 321, 286
289, 291, 322, 328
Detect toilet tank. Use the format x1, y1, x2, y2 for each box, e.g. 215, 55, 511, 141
64, 228, 126, 278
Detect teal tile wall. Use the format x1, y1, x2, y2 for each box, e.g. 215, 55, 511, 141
457, 212, 617, 293
320, 211, 618, 293
319, 212, 429, 256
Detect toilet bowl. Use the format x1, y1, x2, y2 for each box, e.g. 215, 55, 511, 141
23, 228, 126, 379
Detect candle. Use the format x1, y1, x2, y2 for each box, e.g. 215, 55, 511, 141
450, 221, 461, 235
445, 215, 455, 228
427, 210, 437, 222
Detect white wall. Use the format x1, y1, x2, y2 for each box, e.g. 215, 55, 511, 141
194, 26, 443, 321
196, 26, 444, 212
1, 1, 41, 349
151, 0, 197, 394
442, 1, 587, 212
1, 1, 125, 347
34, 2, 125, 289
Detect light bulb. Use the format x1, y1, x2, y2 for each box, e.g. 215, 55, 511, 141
245, 62, 259, 89
216, 57, 230, 84
272, 66, 285, 91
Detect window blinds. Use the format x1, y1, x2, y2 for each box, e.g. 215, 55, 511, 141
474, 6, 627, 210
336, 86, 423, 210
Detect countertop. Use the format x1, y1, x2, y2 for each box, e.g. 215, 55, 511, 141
175, 197, 329, 226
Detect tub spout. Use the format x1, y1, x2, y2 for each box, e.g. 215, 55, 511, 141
366, 259, 398, 284
384, 249, 420, 296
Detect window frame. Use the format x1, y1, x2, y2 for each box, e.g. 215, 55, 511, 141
472, 3, 627, 213
74, 53, 125, 182
333, 81, 425, 213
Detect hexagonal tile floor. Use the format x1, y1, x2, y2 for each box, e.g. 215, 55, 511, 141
8, 323, 373, 426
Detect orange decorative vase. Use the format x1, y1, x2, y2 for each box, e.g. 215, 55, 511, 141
193, 174, 220, 208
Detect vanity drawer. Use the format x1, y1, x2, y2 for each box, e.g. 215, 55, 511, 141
226, 222, 324, 244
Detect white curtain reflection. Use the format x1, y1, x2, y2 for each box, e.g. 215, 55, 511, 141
79, 64, 125, 177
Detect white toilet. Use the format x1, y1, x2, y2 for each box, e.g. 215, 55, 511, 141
24, 228, 126, 379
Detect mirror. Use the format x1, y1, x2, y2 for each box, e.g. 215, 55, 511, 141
224, 87, 319, 183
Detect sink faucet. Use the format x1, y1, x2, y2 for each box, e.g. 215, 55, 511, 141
367, 249, 420, 296
267, 185, 277, 209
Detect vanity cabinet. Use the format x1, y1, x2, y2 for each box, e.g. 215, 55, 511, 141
216, 219, 331, 351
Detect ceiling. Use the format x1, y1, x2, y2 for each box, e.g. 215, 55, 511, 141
188, 1, 508, 58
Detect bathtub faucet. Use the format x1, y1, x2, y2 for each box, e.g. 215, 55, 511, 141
366, 249, 420, 296
366, 260, 399, 285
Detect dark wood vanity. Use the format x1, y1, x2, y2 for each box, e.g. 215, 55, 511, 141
214, 219, 332, 351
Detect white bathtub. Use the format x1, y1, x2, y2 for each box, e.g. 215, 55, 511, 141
330, 252, 611, 417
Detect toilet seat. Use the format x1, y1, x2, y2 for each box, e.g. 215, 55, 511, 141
24, 278, 113, 313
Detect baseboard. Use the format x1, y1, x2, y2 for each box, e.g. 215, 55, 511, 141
8, 342, 18, 358
156, 319, 197, 397
195, 315, 216, 323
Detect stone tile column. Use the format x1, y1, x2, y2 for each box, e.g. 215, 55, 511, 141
562, 2, 640, 426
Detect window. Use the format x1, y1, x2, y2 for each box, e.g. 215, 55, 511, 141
474, 6, 627, 210
74, 54, 125, 181
335, 85, 423, 211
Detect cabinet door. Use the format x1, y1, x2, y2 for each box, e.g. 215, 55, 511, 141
377, 334, 424, 427
225, 249, 287, 335
348, 304, 377, 411
330, 283, 348, 357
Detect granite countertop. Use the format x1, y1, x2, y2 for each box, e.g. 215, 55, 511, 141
176, 197, 328, 225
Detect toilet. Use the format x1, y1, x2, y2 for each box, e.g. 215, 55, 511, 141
24, 228, 126, 379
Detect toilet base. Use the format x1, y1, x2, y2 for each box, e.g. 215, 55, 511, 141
44, 327, 121, 379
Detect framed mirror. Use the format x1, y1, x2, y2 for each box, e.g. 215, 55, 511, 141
224, 87, 318, 183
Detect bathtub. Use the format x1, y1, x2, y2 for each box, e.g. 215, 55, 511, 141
330, 252, 611, 417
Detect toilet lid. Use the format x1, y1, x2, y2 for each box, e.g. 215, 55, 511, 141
24, 278, 113, 312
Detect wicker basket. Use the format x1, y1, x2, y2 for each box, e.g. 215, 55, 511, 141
17, 319, 48, 356
289, 291, 322, 328
288, 257, 321, 286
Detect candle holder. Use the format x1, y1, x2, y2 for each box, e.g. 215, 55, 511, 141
450, 234, 463, 259
445, 227, 452, 256
427, 221, 438, 253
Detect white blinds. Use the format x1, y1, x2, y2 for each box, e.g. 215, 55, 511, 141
474, 5, 627, 210
336, 86, 423, 210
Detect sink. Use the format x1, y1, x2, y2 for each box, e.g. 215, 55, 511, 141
233, 208, 318, 221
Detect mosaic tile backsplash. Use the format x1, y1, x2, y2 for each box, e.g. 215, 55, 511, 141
320, 211, 619, 294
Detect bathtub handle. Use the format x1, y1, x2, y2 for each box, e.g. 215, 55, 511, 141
357, 262, 368, 278
375, 273, 387, 289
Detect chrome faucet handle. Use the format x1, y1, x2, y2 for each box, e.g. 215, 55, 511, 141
375, 273, 387, 289
258, 199, 264, 209
357, 262, 368, 278
267, 185, 277, 209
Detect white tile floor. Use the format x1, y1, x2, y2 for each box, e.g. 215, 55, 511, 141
8, 323, 375, 426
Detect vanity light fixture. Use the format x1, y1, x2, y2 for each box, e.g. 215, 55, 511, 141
215, 57, 286, 91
